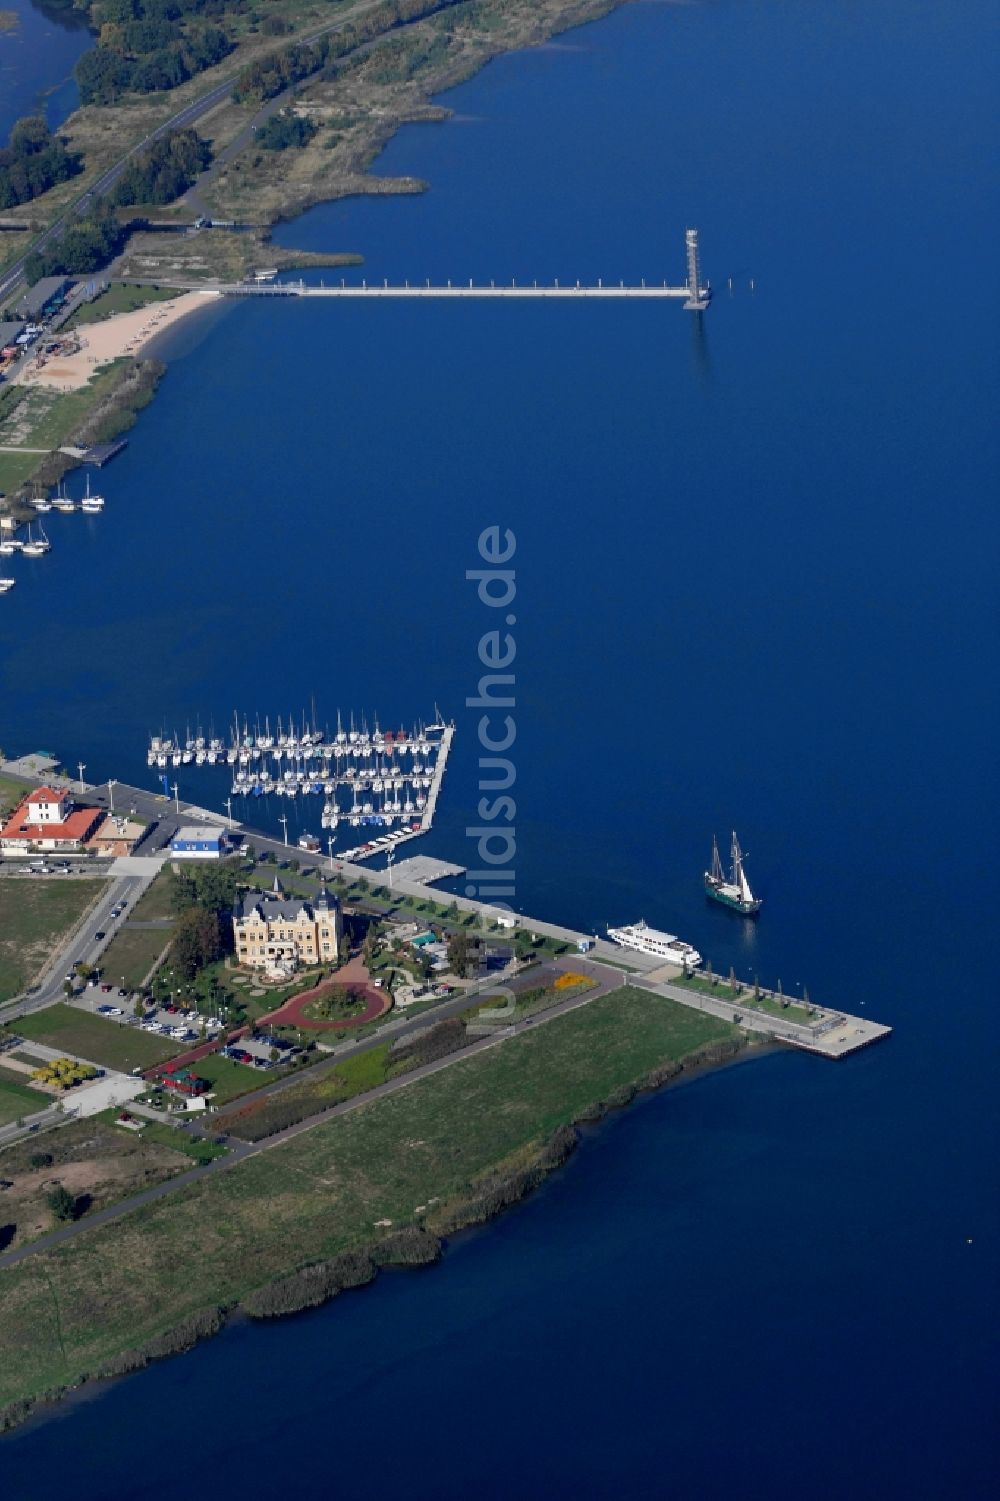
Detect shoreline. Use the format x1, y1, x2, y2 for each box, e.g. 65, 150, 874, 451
0, 1024, 761, 1438
15, 292, 220, 395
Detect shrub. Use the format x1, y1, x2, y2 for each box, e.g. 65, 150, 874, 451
46, 1185, 77, 1222
242, 1248, 377, 1318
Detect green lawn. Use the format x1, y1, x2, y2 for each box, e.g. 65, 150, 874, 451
96, 1110, 227, 1165
674, 972, 815, 1024
0, 1065, 48, 1125
0, 773, 27, 819
0, 986, 741, 1408
4, 1004, 181, 1071
98, 926, 172, 990
0, 878, 107, 1004
63, 284, 178, 329
190, 1053, 270, 1104
127, 868, 177, 922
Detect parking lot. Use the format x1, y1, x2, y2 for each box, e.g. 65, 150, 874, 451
72, 982, 224, 1047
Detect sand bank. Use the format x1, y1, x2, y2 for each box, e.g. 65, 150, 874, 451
17, 292, 220, 392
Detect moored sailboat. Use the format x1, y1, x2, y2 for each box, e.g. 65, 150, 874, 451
704, 832, 762, 915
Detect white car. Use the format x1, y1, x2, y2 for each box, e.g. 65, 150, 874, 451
108, 1006, 124, 1016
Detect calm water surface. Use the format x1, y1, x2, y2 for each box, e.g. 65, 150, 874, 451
0, 0, 88, 137
2, 1, 997, 1495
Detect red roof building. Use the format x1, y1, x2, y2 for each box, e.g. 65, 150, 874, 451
0, 786, 103, 854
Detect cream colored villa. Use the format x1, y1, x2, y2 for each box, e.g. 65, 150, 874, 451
233, 880, 341, 972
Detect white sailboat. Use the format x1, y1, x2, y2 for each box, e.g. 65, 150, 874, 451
22, 523, 51, 556
80, 475, 105, 513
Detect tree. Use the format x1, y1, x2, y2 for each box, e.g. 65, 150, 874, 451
110, 126, 211, 206
256, 108, 317, 152
361, 928, 379, 968
47, 1185, 77, 1223
172, 907, 222, 980
269, 1046, 280, 1064
133, 995, 144, 1018
337, 933, 351, 964
447, 930, 473, 978
170, 864, 237, 916
63, 979, 74, 997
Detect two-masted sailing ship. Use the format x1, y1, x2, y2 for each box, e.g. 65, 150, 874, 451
705, 831, 762, 915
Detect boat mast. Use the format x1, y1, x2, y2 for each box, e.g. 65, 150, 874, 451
731, 831, 754, 904
711, 835, 724, 882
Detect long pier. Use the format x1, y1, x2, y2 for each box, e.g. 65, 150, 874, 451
222, 227, 712, 312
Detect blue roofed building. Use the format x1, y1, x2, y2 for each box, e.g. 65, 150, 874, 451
170, 825, 228, 860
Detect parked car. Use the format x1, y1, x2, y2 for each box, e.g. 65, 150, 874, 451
100, 982, 113, 992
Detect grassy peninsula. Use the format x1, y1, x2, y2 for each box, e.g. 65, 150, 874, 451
0, 985, 745, 1426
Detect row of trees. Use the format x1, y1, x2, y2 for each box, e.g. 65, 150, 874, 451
76, 20, 232, 103
23, 201, 126, 281
232, 0, 464, 104
110, 127, 212, 205
0, 117, 82, 211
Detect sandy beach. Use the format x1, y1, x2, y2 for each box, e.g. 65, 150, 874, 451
17, 291, 220, 391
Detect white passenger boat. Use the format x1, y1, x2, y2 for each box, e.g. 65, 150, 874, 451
606, 920, 702, 969
0, 577, 16, 592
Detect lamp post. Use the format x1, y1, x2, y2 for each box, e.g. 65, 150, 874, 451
327, 836, 334, 873
77, 761, 86, 792
171, 781, 180, 813
387, 846, 395, 891
224, 796, 234, 829
107, 779, 116, 813
279, 813, 288, 847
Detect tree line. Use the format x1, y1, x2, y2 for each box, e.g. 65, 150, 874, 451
110, 127, 212, 205
232, 0, 466, 103
0, 117, 82, 211
74, 0, 237, 105
23, 201, 127, 282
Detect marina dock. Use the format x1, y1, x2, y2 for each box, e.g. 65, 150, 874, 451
148, 714, 455, 861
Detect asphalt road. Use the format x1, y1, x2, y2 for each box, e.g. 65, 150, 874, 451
0, 0, 391, 308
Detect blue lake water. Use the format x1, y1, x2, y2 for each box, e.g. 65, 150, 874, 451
2, 0, 998, 1494
0, 0, 88, 138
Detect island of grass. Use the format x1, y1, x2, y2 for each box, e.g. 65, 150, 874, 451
0, 1065, 48, 1127
0, 985, 751, 1422
4, 1004, 182, 1073
0, 877, 107, 1004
